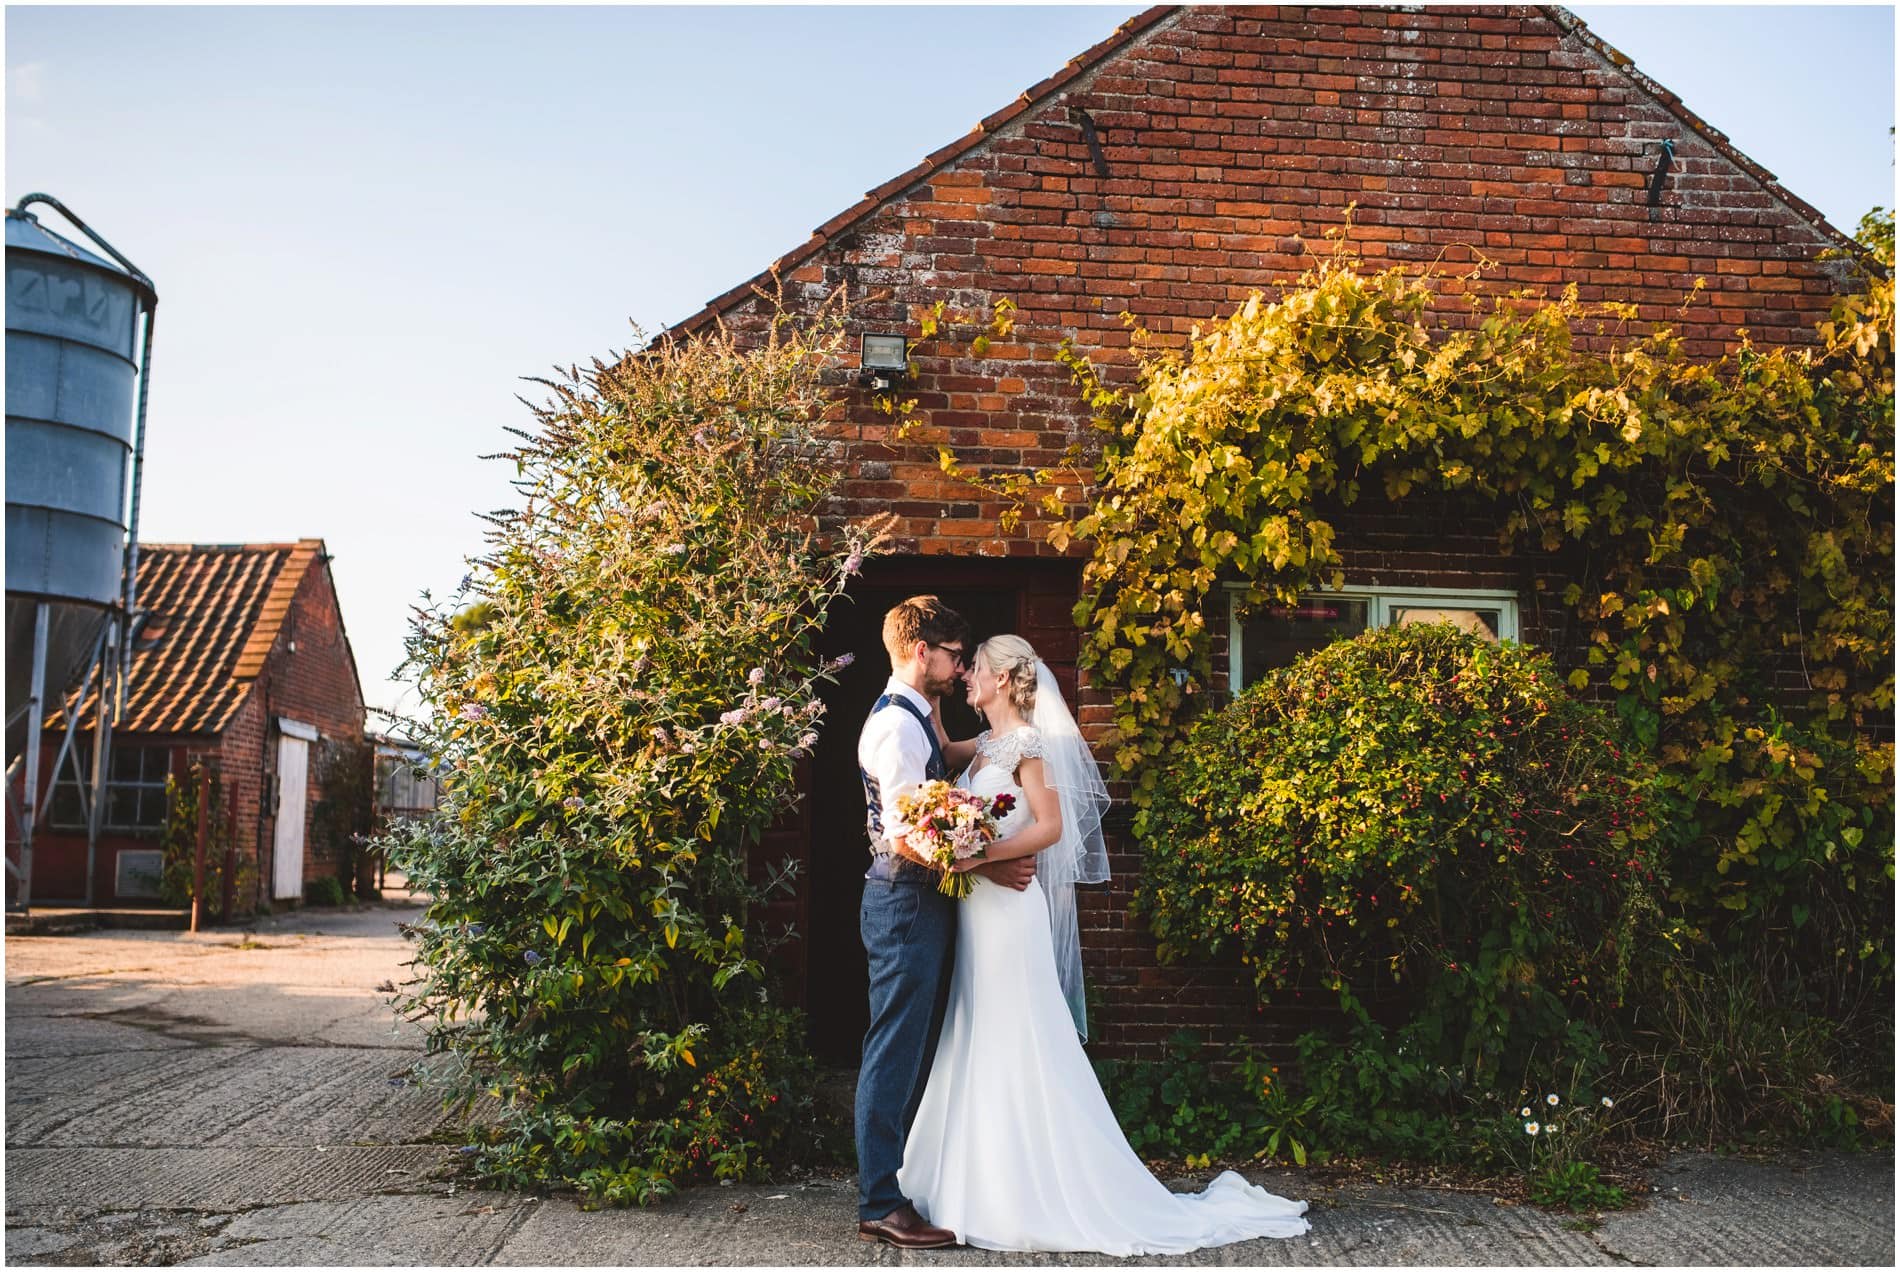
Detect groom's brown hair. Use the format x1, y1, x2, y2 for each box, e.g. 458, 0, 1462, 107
882, 595, 972, 664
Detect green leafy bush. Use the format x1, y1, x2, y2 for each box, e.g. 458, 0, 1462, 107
1291, 1015, 1484, 1165
159, 764, 237, 914
385, 301, 883, 1204
1094, 1031, 1258, 1165
309, 736, 375, 898
1137, 623, 1672, 1086
304, 875, 347, 908
1092, 1031, 1318, 1168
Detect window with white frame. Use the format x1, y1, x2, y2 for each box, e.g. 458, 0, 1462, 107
1227, 585, 1520, 693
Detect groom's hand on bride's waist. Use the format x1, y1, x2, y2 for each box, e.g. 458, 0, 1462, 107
972, 856, 1036, 892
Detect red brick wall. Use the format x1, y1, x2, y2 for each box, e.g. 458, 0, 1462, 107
690, 5, 1856, 1055
217, 689, 271, 912
221, 553, 366, 910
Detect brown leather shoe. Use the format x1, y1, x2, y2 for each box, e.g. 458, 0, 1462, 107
857, 1203, 958, 1249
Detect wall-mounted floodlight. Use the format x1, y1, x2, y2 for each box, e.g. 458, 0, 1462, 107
859, 332, 908, 392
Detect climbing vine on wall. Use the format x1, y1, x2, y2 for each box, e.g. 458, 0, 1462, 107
948, 214, 1894, 1010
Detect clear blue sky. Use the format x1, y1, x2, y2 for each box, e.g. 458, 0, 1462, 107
6, 5, 1892, 722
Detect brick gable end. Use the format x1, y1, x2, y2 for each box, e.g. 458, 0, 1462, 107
693, 4, 1853, 559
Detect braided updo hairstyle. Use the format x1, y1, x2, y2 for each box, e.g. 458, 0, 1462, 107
977, 635, 1040, 717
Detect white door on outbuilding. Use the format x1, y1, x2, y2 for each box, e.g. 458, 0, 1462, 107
272, 724, 315, 900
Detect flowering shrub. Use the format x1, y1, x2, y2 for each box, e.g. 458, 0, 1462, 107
385, 301, 888, 1203
1136, 623, 1673, 1085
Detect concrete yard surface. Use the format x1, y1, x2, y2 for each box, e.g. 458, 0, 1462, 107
7, 901, 1892, 1266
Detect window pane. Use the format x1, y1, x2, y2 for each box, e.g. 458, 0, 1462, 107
1390, 606, 1501, 642
1239, 598, 1370, 687
108, 746, 168, 783
48, 783, 85, 830
135, 787, 170, 831
107, 788, 142, 829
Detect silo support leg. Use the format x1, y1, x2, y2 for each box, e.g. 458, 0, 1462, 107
13, 603, 49, 911
83, 618, 116, 909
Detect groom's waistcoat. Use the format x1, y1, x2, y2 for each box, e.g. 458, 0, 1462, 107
861, 694, 945, 880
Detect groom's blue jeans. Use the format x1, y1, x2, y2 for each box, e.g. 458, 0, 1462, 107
856, 872, 956, 1221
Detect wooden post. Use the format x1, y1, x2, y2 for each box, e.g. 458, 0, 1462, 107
221, 787, 238, 922
190, 766, 208, 932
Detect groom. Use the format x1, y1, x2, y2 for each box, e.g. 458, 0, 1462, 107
854, 596, 1035, 1248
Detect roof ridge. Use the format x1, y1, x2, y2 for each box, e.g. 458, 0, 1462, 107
1538, 4, 1858, 251
663, 4, 1181, 340
139, 539, 319, 552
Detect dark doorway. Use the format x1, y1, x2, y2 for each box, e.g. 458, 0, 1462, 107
804, 566, 1019, 1064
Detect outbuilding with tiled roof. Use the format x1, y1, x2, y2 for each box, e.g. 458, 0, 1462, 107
28, 538, 366, 911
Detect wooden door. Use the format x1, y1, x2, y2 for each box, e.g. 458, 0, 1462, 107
272, 734, 309, 900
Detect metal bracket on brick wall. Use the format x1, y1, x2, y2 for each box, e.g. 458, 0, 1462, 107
1646, 138, 1676, 209
1069, 107, 1112, 179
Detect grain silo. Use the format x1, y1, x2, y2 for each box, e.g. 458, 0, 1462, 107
6, 195, 156, 910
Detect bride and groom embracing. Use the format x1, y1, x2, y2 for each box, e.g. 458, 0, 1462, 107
851, 595, 1310, 1256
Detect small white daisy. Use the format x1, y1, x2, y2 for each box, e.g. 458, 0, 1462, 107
1546, 1093, 1560, 1106
1525, 1121, 1540, 1136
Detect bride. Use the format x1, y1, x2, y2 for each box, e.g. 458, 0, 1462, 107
898, 634, 1310, 1255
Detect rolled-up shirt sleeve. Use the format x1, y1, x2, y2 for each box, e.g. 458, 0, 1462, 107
859, 696, 934, 849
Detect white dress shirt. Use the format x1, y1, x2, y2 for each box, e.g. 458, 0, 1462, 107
858, 676, 938, 851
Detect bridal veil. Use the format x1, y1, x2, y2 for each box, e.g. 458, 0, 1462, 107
1028, 660, 1111, 1040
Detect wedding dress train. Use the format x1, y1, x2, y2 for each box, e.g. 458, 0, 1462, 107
897, 736, 1310, 1255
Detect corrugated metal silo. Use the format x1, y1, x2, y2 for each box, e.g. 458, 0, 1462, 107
5, 196, 156, 909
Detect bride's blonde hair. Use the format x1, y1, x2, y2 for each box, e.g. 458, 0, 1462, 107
976, 635, 1039, 717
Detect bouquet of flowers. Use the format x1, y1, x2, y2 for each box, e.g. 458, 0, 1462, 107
894, 780, 1017, 899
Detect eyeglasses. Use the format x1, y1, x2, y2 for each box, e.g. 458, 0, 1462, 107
929, 642, 972, 670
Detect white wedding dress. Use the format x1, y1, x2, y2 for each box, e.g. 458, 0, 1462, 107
898, 727, 1311, 1255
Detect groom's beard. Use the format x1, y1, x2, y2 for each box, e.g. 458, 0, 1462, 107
923, 669, 962, 700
